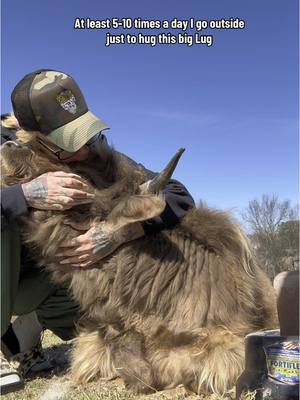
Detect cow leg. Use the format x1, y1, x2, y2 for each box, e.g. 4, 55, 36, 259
70, 329, 117, 384
109, 330, 157, 394
149, 328, 244, 396
182, 329, 245, 396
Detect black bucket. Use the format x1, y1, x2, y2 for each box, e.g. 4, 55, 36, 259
236, 330, 299, 400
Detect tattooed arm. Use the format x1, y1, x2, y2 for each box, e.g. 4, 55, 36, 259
58, 221, 145, 268
1, 171, 94, 231
21, 171, 95, 210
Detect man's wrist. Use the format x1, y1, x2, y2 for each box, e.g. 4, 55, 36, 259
21, 183, 31, 207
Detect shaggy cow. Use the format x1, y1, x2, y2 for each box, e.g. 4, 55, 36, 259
1, 116, 278, 396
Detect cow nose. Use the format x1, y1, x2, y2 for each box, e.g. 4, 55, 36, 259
2, 140, 22, 148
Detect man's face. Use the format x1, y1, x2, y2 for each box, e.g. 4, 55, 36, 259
59, 146, 90, 162
37, 136, 91, 162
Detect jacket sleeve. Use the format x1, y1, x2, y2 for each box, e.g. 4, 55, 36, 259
142, 179, 195, 234
116, 151, 195, 235
1, 185, 29, 231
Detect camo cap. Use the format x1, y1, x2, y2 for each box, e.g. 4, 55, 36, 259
11, 69, 108, 152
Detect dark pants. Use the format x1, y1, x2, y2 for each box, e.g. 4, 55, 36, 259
1, 223, 80, 340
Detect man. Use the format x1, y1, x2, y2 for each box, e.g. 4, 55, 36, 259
1, 69, 195, 393
1, 115, 96, 394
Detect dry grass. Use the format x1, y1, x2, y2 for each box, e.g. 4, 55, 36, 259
3, 331, 237, 400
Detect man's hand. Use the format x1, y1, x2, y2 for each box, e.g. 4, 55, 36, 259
21, 171, 95, 210
57, 221, 145, 268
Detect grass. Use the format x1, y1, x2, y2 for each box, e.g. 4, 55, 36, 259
3, 331, 239, 400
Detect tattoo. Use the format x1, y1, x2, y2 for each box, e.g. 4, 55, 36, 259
22, 175, 48, 207
91, 225, 116, 256
118, 223, 143, 242
70, 237, 81, 246
58, 189, 68, 197
90, 222, 144, 257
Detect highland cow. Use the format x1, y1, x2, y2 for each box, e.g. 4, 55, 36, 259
1, 116, 278, 396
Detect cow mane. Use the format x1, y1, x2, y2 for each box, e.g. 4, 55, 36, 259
180, 204, 254, 276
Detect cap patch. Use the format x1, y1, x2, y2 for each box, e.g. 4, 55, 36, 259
56, 90, 77, 114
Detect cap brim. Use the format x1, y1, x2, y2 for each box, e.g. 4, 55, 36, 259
46, 111, 109, 152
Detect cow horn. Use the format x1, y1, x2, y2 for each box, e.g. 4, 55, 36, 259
147, 148, 185, 194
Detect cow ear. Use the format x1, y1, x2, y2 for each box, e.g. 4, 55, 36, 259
107, 194, 166, 225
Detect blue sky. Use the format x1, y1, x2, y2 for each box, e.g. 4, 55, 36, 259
1, 0, 299, 221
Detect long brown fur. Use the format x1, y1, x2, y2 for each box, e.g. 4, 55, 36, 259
1, 115, 278, 396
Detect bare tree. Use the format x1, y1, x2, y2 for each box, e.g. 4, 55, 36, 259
242, 195, 299, 279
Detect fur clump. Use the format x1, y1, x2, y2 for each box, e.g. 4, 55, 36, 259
1, 114, 278, 397
40, 378, 72, 400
